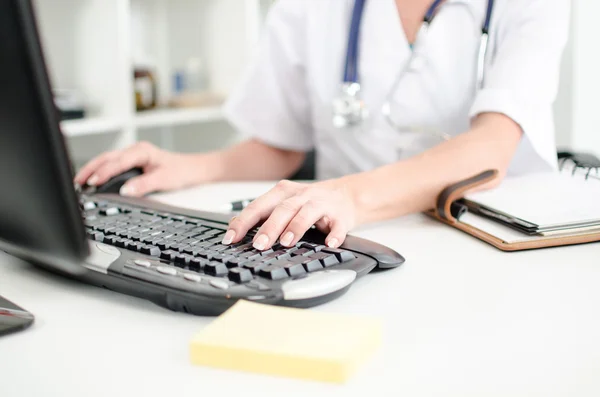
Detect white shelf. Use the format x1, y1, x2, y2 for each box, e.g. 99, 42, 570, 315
60, 117, 122, 137
134, 106, 224, 129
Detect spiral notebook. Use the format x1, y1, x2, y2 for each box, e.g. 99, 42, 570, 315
427, 162, 600, 251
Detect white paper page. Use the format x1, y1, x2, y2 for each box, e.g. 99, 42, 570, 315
464, 172, 600, 228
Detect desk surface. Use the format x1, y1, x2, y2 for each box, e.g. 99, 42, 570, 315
1, 182, 599, 397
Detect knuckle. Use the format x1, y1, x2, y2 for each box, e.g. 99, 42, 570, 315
135, 141, 155, 153
275, 179, 293, 191
303, 199, 320, 212
278, 197, 302, 213
229, 216, 250, 231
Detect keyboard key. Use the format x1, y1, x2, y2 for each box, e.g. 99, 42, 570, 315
279, 260, 307, 277
239, 251, 262, 261
132, 242, 145, 252
260, 250, 289, 264
258, 265, 289, 281
87, 231, 104, 241
141, 245, 161, 257
103, 235, 118, 245
212, 254, 234, 263
182, 247, 198, 256
224, 257, 249, 268
302, 259, 323, 272
260, 249, 274, 256
183, 273, 202, 283
300, 243, 325, 252
188, 258, 208, 272
196, 250, 216, 261
204, 262, 229, 277
123, 240, 138, 250
157, 241, 177, 250
291, 248, 313, 256
288, 255, 321, 268
171, 243, 191, 253
243, 261, 267, 274
211, 244, 230, 252
134, 259, 152, 268
207, 237, 225, 245
156, 266, 177, 276
174, 254, 192, 267
269, 258, 306, 275
228, 267, 253, 283
114, 238, 127, 248
203, 229, 225, 237
160, 250, 178, 261
81, 201, 96, 211
322, 247, 356, 263
228, 242, 253, 252
100, 207, 119, 216
310, 252, 339, 267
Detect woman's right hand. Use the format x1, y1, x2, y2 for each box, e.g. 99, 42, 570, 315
74, 141, 212, 197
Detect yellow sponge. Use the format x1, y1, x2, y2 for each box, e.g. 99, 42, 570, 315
190, 300, 381, 383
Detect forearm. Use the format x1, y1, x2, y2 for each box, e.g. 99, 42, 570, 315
348, 113, 523, 224
197, 139, 306, 182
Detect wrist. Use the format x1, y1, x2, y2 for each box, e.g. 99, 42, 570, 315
337, 172, 376, 226
183, 151, 225, 185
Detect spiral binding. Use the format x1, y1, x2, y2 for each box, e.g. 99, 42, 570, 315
558, 151, 600, 181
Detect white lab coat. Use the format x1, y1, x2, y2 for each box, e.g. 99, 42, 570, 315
224, 0, 571, 180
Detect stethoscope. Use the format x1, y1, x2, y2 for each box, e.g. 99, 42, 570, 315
332, 0, 495, 140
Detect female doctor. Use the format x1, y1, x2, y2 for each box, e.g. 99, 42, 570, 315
75, 0, 570, 251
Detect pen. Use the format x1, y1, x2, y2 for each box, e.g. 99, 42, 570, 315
227, 198, 255, 212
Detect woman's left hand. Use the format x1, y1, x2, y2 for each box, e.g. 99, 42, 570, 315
222, 179, 360, 250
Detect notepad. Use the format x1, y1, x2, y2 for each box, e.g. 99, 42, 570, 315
464, 172, 600, 231
189, 300, 382, 383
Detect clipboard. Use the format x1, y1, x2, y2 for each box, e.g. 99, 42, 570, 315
426, 170, 600, 251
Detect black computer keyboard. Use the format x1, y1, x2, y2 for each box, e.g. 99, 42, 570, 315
79, 194, 404, 315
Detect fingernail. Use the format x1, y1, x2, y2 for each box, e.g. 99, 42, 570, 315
253, 234, 269, 250
280, 231, 294, 247
222, 230, 236, 245
327, 238, 339, 248
87, 175, 99, 186
120, 185, 135, 196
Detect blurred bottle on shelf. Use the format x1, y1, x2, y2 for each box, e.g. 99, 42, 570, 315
133, 56, 157, 111
170, 57, 223, 109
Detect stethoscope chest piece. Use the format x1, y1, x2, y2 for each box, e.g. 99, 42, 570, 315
332, 82, 369, 128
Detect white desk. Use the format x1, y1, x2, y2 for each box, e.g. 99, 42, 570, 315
1, 182, 600, 397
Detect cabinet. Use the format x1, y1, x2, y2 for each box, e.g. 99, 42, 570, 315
32, 0, 274, 166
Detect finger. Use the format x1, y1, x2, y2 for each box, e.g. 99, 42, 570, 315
119, 172, 163, 197
282, 200, 327, 247
74, 151, 117, 185
314, 216, 332, 234
86, 145, 151, 187
325, 219, 348, 248
253, 195, 309, 250
224, 180, 297, 245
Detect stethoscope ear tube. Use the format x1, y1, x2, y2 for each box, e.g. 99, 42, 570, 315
334, 0, 495, 131
343, 0, 366, 83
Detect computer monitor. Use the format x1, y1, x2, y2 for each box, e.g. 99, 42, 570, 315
0, 0, 88, 275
